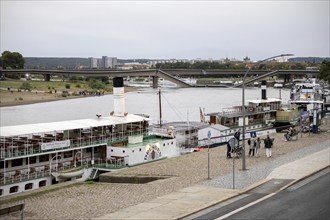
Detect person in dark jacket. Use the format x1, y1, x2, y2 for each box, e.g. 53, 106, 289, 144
234, 129, 241, 141
226, 142, 232, 158
264, 135, 273, 158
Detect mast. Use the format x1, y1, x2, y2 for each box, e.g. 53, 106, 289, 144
158, 89, 162, 128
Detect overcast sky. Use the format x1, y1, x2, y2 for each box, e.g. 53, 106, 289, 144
1, 0, 329, 60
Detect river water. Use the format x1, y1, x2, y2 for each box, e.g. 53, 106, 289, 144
0, 87, 290, 127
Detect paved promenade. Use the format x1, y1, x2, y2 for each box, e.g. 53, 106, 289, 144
94, 146, 330, 220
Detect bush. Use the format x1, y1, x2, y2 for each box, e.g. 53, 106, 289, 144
76, 84, 81, 88
65, 83, 71, 89
20, 82, 32, 91
70, 75, 78, 82
88, 80, 105, 90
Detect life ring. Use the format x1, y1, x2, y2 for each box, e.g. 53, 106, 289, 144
247, 107, 254, 112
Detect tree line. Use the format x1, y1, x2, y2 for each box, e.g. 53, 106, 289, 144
1, 50, 330, 83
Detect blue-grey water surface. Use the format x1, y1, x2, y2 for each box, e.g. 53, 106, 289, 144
0, 87, 290, 127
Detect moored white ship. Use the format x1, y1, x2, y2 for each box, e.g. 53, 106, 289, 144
0, 77, 176, 197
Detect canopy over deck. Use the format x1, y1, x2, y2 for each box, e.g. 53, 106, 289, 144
0, 114, 149, 137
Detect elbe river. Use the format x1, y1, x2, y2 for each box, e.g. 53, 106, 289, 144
0, 87, 290, 127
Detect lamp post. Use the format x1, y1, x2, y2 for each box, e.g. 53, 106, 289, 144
241, 54, 294, 170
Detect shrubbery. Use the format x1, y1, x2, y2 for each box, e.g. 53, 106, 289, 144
20, 82, 32, 91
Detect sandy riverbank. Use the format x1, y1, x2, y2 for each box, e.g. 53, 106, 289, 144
0, 86, 139, 107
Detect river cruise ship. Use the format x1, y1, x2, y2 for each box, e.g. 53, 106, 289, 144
289, 79, 325, 109
198, 81, 299, 146
289, 79, 326, 132
0, 77, 177, 197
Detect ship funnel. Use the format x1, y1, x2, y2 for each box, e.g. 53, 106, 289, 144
261, 80, 267, 100
113, 77, 125, 117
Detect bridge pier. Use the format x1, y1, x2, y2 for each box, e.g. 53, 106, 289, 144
44, 74, 51, 81
152, 76, 158, 88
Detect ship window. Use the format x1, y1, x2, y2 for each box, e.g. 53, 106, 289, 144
26, 156, 37, 164
132, 150, 134, 153
64, 151, 73, 158
139, 148, 141, 151
9, 186, 19, 194
39, 155, 49, 162
111, 149, 113, 152
0, 161, 8, 169
163, 143, 165, 146
12, 158, 23, 167
171, 142, 173, 145
25, 183, 33, 190
123, 150, 125, 153
39, 180, 47, 187
0, 189, 2, 196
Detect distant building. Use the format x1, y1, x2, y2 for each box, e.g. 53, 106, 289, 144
102, 56, 117, 69
88, 57, 98, 69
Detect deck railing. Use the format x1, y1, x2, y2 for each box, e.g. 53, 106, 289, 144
0, 129, 149, 159
0, 156, 128, 186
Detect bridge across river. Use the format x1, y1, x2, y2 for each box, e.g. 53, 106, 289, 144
1, 69, 319, 88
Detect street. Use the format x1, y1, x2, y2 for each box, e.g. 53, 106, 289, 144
184, 169, 330, 220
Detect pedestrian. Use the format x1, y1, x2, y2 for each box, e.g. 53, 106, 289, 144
264, 135, 273, 158
234, 129, 241, 141
248, 137, 255, 156
255, 137, 261, 157
226, 142, 232, 159
284, 127, 293, 141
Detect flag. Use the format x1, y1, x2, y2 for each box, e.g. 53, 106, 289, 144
200, 107, 205, 123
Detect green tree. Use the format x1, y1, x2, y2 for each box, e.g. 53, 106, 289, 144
1, 51, 25, 69
318, 60, 330, 83
88, 79, 105, 90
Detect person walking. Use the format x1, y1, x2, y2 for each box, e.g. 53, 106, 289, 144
255, 137, 261, 157
264, 135, 273, 158
234, 129, 241, 141
248, 137, 255, 156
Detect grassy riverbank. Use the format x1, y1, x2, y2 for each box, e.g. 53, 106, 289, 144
0, 79, 138, 107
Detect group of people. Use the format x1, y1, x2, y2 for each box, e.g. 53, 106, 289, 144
227, 129, 274, 159
247, 135, 274, 158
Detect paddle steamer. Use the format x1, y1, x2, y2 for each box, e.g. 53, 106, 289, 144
0, 77, 176, 197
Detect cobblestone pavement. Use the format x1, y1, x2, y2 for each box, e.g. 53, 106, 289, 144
201, 140, 329, 189
1, 117, 330, 220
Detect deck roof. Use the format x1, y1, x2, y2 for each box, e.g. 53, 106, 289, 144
0, 114, 149, 137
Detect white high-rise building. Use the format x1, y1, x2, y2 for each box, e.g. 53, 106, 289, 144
102, 56, 109, 69
88, 57, 98, 69
102, 56, 117, 69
